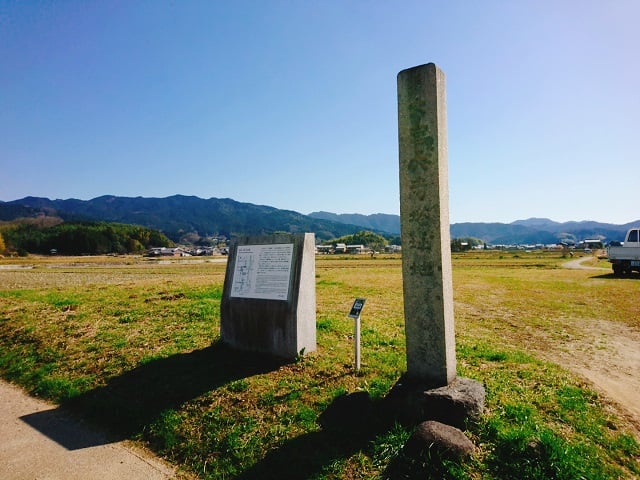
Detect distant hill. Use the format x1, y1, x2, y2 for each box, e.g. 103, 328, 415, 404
457, 218, 637, 244
309, 211, 401, 235
310, 212, 638, 245
1, 196, 637, 245
0, 196, 371, 242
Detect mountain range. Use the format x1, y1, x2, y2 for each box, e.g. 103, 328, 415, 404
0, 196, 368, 242
1, 195, 637, 245
309, 211, 637, 245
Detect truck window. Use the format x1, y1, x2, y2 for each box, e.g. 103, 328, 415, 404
627, 230, 639, 243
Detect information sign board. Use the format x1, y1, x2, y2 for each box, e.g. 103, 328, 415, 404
230, 243, 294, 300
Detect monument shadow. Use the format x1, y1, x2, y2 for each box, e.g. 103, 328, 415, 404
20, 406, 114, 451
23, 359, 469, 476
235, 391, 390, 480
48, 341, 287, 445
234, 389, 462, 480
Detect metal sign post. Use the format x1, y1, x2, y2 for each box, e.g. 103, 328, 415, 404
348, 298, 366, 371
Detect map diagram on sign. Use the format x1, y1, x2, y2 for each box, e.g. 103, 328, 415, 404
230, 243, 294, 300
231, 250, 255, 296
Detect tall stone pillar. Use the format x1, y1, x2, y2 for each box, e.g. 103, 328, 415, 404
397, 63, 456, 387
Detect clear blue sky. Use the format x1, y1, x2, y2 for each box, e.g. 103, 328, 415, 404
1, 1, 638, 224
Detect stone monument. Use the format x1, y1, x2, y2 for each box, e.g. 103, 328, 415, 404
397, 62, 456, 387
394, 63, 485, 431
220, 232, 316, 359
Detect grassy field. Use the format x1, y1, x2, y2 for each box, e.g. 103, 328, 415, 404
0, 252, 639, 479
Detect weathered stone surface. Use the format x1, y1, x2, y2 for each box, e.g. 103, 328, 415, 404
397, 62, 456, 386
384, 376, 485, 429
421, 377, 485, 429
404, 420, 475, 459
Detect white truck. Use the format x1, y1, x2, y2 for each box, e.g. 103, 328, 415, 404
608, 227, 640, 275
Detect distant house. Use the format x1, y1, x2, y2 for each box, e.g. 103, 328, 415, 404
581, 239, 604, 250
192, 247, 221, 256
346, 244, 367, 254
334, 243, 347, 254
146, 247, 186, 257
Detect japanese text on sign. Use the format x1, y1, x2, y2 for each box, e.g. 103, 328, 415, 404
230, 244, 294, 300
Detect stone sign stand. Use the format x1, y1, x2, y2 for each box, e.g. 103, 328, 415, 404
220, 232, 316, 359
393, 63, 485, 444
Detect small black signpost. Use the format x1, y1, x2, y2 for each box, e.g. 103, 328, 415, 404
348, 298, 366, 371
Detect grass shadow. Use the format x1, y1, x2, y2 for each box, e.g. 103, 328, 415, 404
235, 391, 393, 480
233, 390, 465, 480
62, 341, 287, 441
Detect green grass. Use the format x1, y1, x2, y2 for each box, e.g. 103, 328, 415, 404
458, 342, 639, 479
0, 253, 638, 479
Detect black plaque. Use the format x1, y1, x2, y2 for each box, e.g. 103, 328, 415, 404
348, 298, 366, 319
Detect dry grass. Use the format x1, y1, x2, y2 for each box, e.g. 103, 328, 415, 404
0, 252, 638, 479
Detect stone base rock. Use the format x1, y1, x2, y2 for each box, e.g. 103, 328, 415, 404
385, 376, 485, 429
404, 420, 475, 459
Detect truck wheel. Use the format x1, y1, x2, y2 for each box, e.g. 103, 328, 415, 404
612, 264, 623, 276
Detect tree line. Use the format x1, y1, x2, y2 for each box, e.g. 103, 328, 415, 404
0, 220, 172, 256
323, 231, 393, 252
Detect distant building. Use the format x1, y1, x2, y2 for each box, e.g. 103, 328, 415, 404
146, 247, 186, 257
581, 239, 604, 249
346, 244, 367, 254
334, 243, 347, 254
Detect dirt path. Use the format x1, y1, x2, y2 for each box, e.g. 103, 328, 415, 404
536, 317, 640, 433
547, 258, 640, 436
562, 256, 610, 271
